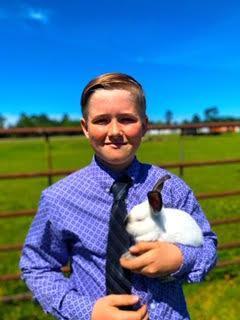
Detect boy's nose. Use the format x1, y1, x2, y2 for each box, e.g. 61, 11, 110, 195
109, 120, 122, 136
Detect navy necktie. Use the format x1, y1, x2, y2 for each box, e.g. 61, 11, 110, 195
105, 175, 133, 295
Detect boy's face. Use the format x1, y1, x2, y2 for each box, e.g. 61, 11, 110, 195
81, 89, 148, 171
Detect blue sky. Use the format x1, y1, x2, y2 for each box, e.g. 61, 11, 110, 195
1, 0, 240, 125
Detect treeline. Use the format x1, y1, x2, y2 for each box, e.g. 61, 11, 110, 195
153, 107, 240, 125
0, 113, 80, 128
0, 106, 240, 129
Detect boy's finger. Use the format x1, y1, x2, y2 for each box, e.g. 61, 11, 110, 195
107, 294, 139, 307
142, 313, 149, 320
120, 249, 154, 270
137, 304, 148, 319
117, 304, 148, 320
129, 241, 160, 254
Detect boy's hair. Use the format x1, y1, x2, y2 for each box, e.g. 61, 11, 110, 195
81, 72, 146, 118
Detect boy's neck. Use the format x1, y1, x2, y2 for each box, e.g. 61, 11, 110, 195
95, 155, 135, 174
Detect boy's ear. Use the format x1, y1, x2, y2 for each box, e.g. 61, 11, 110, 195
142, 116, 149, 137
81, 118, 89, 138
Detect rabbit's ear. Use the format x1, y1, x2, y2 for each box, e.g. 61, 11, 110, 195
152, 174, 171, 192
147, 191, 162, 213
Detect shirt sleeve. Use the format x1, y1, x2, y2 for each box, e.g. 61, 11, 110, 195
19, 193, 97, 320
168, 177, 218, 283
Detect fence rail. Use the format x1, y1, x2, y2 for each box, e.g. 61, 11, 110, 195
1, 157, 240, 181
1, 248, 240, 283
1, 191, 240, 219
0, 209, 35, 218
1, 157, 240, 221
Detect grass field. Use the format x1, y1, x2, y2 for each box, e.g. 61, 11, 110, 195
1, 133, 240, 319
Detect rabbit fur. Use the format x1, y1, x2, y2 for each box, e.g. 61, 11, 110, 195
126, 178, 203, 247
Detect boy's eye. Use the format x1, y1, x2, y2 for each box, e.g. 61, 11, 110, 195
119, 117, 137, 124
92, 118, 110, 125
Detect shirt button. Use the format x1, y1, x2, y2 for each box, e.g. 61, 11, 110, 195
150, 302, 156, 310
106, 188, 110, 193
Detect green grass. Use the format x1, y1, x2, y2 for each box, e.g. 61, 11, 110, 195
1, 133, 240, 319
184, 271, 240, 320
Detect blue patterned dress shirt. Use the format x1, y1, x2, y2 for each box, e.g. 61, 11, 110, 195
20, 156, 217, 319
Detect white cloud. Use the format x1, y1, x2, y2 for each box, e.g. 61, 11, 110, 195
0, 6, 50, 26
25, 8, 49, 25
2, 114, 19, 127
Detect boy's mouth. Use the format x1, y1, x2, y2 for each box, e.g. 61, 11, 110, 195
107, 142, 127, 148
105, 141, 127, 146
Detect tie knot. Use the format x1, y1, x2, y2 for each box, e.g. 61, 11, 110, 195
111, 175, 132, 201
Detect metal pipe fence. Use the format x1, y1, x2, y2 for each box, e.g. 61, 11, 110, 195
1, 123, 240, 304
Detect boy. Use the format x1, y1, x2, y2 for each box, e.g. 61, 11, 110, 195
20, 73, 217, 319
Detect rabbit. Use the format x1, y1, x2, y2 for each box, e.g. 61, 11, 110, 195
125, 175, 203, 247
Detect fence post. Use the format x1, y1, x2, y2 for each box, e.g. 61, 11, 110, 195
44, 133, 53, 186
179, 129, 184, 177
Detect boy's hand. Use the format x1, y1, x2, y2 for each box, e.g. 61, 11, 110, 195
120, 241, 183, 278
91, 294, 148, 320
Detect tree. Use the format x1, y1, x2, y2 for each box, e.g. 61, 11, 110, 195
204, 106, 219, 122
165, 110, 173, 125
0, 114, 6, 128
16, 113, 51, 127
192, 114, 201, 123
16, 113, 34, 127
61, 113, 71, 126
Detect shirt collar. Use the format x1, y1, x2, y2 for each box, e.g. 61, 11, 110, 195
89, 155, 142, 190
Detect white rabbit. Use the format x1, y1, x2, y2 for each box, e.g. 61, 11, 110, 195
126, 175, 203, 247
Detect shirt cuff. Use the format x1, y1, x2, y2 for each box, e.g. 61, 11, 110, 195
52, 290, 97, 320
169, 243, 201, 282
